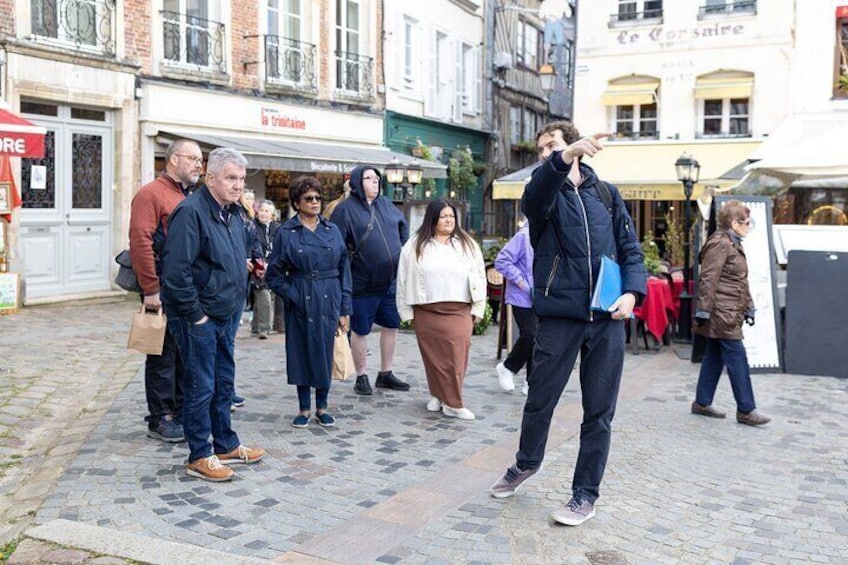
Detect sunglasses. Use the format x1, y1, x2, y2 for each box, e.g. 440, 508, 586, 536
302, 195, 322, 203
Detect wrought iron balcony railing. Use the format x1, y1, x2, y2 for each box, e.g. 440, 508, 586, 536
698, 0, 757, 18
162, 10, 226, 73
265, 35, 317, 91
335, 51, 374, 99
30, 0, 116, 55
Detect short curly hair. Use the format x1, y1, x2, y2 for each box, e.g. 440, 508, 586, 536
535, 121, 581, 145
717, 200, 750, 230
289, 175, 323, 209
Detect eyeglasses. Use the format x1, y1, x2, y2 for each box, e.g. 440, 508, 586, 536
302, 195, 323, 203
736, 218, 751, 225
174, 154, 204, 165
362, 175, 380, 181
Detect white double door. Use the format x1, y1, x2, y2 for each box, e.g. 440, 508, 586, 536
19, 112, 113, 301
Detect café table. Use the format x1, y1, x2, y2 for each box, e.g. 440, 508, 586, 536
631, 276, 673, 354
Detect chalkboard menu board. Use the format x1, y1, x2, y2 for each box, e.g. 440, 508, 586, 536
711, 196, 783, 372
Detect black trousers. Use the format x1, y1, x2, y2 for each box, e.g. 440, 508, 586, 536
518, 317, 625, 503
144, 324, 184, 426
503, 305, 537, 376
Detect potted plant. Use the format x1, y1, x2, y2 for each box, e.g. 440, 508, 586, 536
510, 140, 537, 154
449, 147, 477, 200
661, 211, 686, 267
641, 232, 662, 275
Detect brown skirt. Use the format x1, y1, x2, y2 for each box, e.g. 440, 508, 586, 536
413, 302, 472, 409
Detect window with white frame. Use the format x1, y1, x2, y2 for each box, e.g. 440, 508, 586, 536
508, 107, 538, 145
509, 106, 521, 145
163, 0, 224, 70
267, 0, 311, 85
459, 42, 479, 114
516, 20, 540, 69
614, 103, 658, 139
30, 0, 116, 54
701, 0, 756, 17
435, 31, 453, 119
615, 0, 662, 23
402, 15, 419, 89
335, 0, 363, 92
522, 108, 537, 141
701, 98, 749, 137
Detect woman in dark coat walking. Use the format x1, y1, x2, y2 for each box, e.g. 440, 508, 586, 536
690, 200, 770, 426
266, 176, 352, 428
250, 200, 281, 339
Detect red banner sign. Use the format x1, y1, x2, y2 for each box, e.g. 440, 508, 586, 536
837, 5, 848, 17
0, 109, 46, 159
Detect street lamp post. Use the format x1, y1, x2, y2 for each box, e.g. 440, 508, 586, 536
674, 153, 701, 343
385, 158, 423, 202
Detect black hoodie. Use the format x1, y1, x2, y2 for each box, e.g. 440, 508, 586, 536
329, 165, 409, 296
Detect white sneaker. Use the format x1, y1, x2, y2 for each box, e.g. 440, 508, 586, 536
442, 405, 475, 420
426, 396, 442, 412
496, 362, 516, 392
522, 381, 529, 396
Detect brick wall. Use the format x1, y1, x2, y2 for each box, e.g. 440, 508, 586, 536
0, 0, 15, 36
318, 0, 331, 97
124, 0, 152, 72
230, 0, 259, 90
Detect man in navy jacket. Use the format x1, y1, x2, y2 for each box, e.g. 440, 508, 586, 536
162, 147, 265, 482
490, 122, 647, 526
330, 165, 410, 395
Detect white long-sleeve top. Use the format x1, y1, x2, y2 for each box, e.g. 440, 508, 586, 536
396, 235, 486, 322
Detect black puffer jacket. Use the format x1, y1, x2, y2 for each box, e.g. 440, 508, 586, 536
522, 154, 647, 320
329, 165, 409, 296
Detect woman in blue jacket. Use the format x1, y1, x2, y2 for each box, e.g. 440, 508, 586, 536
266, 176, 352, 428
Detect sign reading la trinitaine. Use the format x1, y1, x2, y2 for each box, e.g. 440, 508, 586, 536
616, 22, 746, 45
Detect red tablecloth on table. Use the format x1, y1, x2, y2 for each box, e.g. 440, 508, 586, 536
633, 277, 673, 341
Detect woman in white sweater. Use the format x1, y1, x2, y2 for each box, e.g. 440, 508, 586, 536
396, 199, 486, 420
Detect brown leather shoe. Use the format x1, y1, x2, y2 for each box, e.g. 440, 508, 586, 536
736, 410, 771, 426
186, 456, 234, 482
691, 402, 726, 418
216, 445, 266, 465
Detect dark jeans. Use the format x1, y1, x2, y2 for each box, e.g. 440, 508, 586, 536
695, 337, 756, 413
517, 317, 625, 504
144, 324, 184, 426
296, 385, 329, 412
168, 312, 241, 463
503, 306, 537, 376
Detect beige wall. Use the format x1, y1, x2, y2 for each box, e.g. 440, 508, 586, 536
574, 0, 795, 140
383, 0, 485, 130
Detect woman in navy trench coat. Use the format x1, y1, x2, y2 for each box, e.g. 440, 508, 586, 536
266, 176, 352, 428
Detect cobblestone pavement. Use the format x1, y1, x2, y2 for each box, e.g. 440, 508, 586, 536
1, 297, 847, 564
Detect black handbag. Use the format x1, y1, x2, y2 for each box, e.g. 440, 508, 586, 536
114, 249, 141, 293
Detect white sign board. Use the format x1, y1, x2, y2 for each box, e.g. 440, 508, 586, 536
714, 196, 783, 372
772, 224, 848, 264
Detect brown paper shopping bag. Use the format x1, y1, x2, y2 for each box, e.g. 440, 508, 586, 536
127, 306, 167, 355
332, 328, 355, 381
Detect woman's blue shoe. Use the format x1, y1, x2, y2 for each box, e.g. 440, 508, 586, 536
315, 412, 335, 428
291, 414, 309, 428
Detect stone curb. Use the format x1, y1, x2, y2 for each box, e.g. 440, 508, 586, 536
25, 519, 272, 565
